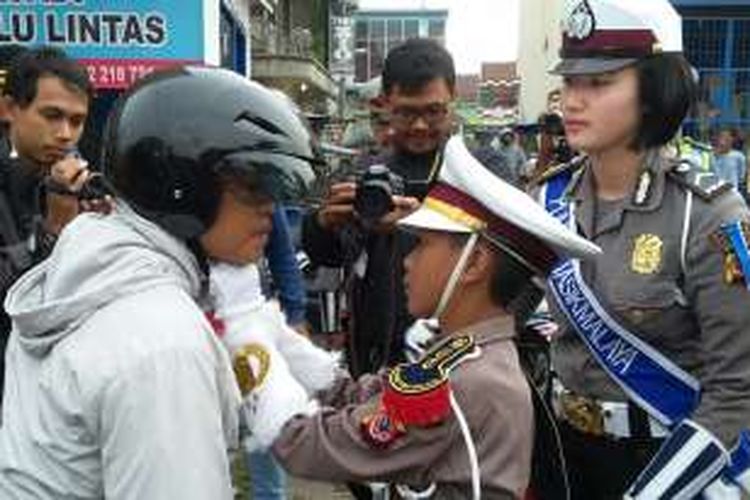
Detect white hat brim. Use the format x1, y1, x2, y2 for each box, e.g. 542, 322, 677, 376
398, 206, 473, 234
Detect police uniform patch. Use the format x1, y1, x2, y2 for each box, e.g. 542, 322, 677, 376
631, 234, 663, 275
382, 335, 479, 428
360, 409, 406, 448
358, 335, 479, 448
233, 343, 271, 395
712, 221, 750, 289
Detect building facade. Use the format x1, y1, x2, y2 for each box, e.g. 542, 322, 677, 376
352, 8, 448, 83
249, 0, 339, 114
517, 0, 564, 124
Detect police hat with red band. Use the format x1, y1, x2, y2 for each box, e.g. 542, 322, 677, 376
398, 136, 600, 276
551, 0, 683, 76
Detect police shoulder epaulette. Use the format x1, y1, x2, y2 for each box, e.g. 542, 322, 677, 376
667, 161, 732, 202
360, 335, 479, 448
534, 156, 586, 186
682, 136, 712, 153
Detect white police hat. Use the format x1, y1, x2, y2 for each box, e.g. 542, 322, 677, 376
551, 0, 683, 76
398, 136, 600, 275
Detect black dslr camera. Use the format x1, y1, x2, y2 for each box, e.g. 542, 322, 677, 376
354, 164, 405, 226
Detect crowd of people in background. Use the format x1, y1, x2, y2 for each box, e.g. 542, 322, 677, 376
2, 1, 750, 499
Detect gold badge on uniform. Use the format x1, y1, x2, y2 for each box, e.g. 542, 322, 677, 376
233, 343, 270, 395
631, 234, 663, 274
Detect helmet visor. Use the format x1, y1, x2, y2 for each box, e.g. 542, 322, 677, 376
214, 151, 317, 203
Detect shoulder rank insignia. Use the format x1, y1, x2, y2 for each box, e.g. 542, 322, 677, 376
711, 221, 750, 290
533, 155, 587, 186
383, 335, 478, 426
360, 335, 479, 448
632, 170, 653, 206
631, 233, 663, 275
667, 163, 732, 202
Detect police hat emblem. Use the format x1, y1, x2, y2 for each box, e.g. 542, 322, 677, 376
565, 0, 596, 41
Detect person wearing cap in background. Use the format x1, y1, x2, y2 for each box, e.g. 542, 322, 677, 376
496, 127, 527, 185
210, 135, 600, 499
534, 0, 750, 497
471, 128, 516, 186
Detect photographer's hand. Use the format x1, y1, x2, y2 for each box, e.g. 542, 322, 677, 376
316, 182, 356, 230
45, 156, 113, 235
44, 155, 90, 235
373, 195, 420, 233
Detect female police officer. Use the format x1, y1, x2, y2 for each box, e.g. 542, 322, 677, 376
536, 0, 750, 497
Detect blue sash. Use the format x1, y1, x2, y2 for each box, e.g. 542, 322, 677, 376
543, 171, 700, 426
543, 169, 750, 492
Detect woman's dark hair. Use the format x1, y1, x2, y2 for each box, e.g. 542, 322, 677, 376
382, 38, 455, 96
633, 53, 697, 150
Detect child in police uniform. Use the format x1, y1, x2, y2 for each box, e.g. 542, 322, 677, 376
210, 135, 600, 498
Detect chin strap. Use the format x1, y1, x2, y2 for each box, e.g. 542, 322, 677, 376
433, 232, 480, 320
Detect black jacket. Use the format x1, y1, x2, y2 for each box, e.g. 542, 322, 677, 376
0, 136, 50, 394
302, 149, 437, 376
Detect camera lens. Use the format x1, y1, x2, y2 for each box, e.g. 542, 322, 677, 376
355, 183, 393, 221
354, 165, 396, 224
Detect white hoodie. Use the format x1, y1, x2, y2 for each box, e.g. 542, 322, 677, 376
0, 204, 241, 499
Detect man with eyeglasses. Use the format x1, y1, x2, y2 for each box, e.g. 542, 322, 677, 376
303, 38, 456, 385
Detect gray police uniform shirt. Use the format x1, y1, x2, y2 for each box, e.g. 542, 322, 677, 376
272, 315, 533, 499
543, 151, 750, 446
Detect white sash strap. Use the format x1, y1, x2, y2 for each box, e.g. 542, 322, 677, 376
626, 420, 729, 500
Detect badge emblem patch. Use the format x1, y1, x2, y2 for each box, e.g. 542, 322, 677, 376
233, 343, 270, 395
712, 221, 750, 289
361, 409, 406, 448
631, 234, 663, 275
565, 0, 596, 41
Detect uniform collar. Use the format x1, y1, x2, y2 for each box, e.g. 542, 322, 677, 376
449, 314, 516, 345
570, 150, 669, 237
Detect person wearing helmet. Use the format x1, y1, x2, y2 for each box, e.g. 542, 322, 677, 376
534, 1, 750, 497
210, 135, 600, 498
0, 66, 317, 499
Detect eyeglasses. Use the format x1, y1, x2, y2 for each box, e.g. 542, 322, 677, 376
389, 102, 452, 126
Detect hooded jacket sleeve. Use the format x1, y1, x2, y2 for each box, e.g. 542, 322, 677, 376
99, 346, 235, 500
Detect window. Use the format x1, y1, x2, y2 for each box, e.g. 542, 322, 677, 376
683, 19, 726, 69
428, 19, 445, 39
387, 19, 403, 53
355, 20, 368, 46
733, 20, 750, 69
369, 19, 386, 79
404, 19, 419, 39
354, 19, 369, 82
683, 17, 750, 138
